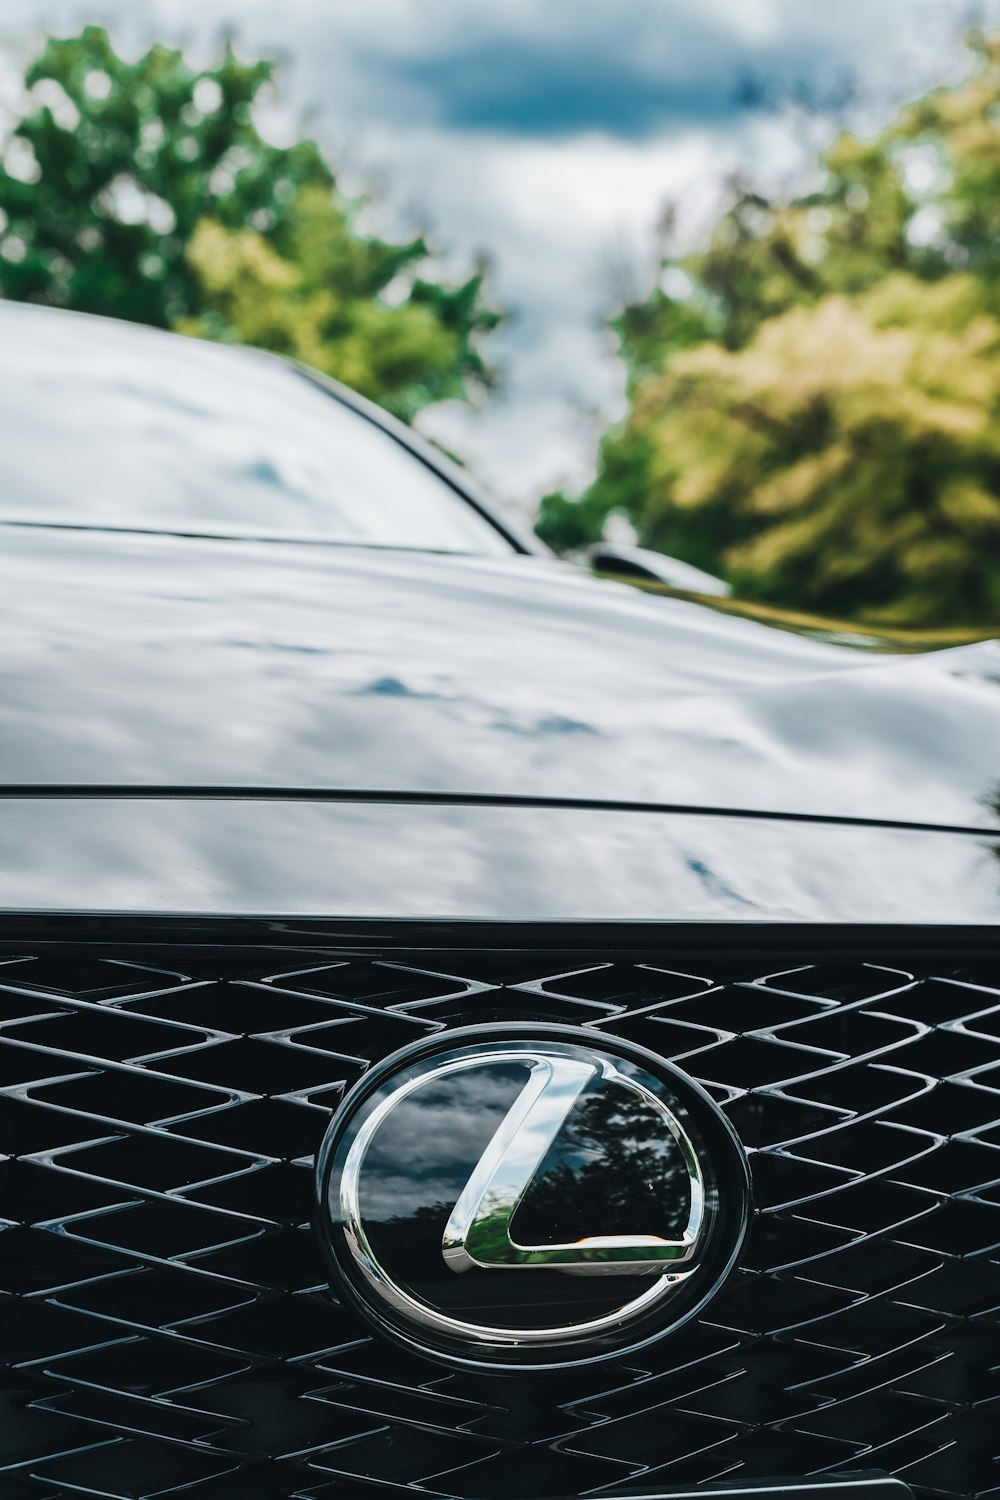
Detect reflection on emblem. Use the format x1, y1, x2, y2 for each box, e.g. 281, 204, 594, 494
442, 1051, 703, 1275
316, 1025, 751, 1369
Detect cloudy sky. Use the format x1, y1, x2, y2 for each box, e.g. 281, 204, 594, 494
1, 0, 996, 522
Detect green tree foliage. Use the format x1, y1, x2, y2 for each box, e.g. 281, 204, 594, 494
539, 31, 1000, 625
0, 26, 498, 420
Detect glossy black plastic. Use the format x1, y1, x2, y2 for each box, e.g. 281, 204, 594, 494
1, 929, 997, 1496
630, 1481, 914, 1500
620, 1481, 914, 1500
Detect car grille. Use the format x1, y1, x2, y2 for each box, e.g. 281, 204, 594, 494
1, 934, 999, 1499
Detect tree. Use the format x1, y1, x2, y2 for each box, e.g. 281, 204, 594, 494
539, 31, 1000, 626
0, 26, 499, 420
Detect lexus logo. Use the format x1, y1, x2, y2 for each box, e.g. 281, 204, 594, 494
316, 1025, 751, 1369
441, 1050, 703, 1275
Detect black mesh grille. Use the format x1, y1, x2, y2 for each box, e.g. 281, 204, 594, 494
1, 938, 999, 1498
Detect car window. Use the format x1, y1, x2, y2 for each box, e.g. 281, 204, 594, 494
0, 310, 513, 556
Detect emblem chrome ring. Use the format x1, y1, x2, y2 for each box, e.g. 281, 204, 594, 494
316, 1023, 752, 1370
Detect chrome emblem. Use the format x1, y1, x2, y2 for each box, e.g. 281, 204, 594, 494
441, 1049, 703, 1275
317, 1025, 750, 1369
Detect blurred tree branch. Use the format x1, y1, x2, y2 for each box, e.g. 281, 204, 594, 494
538, 29, 1000, 627
0, 26, 500, 421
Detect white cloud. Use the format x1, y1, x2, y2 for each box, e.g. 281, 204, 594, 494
358, 125, 722, 509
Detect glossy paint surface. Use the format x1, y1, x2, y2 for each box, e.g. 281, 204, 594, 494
0, 797, 997, 921
0, 302, 512, 555
2, 523, 1000, 835
2, 304, 999, 925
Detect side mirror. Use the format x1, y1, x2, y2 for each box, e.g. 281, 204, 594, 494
588, 543, 731, 598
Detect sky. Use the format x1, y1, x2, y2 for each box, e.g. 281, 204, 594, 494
1, 0, 997, 524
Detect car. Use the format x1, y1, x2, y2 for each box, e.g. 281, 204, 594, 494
1, 300, 999, 1500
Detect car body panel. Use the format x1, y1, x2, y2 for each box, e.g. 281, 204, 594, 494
1, 523, 998, 834
0, 795, 996, 923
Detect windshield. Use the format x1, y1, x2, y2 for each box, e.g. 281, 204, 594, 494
0, 308, 513, 556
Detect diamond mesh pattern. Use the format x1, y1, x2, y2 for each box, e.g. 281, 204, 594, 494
1, 941, 999, 1498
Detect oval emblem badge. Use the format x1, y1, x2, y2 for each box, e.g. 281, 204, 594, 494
316, 1024, 751, 1368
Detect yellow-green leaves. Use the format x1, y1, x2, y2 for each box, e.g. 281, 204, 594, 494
538, 30, 1000, 626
